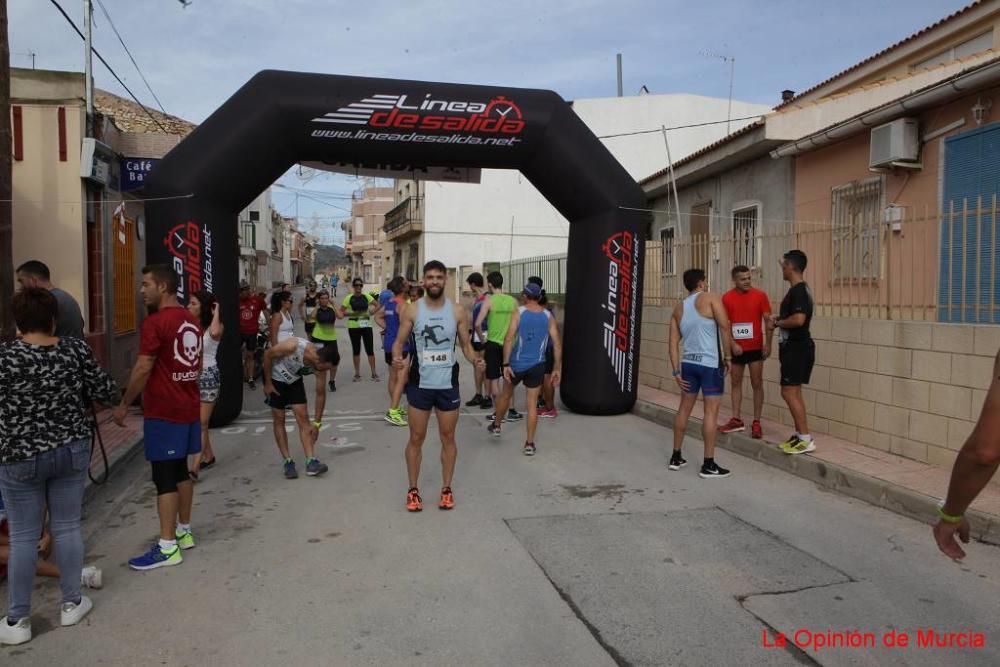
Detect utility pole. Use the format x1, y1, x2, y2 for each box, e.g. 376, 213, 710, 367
616, 53, 623, 97
84, 0, 94, 129
0, 0, 14, 341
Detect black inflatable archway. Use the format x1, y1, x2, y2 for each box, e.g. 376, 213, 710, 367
145, 71, 647, 425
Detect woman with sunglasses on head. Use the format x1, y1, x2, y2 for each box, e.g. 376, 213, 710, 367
341, 278, 379, 382
310, 290, 342, 428
187, 291, 223, 479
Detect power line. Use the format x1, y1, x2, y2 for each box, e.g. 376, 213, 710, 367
47, 0, 169, 134
597, 115, 762, 139
94, 0, 166, 113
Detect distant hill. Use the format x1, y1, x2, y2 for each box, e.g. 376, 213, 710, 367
314, 244, 347, 270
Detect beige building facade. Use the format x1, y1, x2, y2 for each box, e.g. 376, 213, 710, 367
11, 68, 194, 383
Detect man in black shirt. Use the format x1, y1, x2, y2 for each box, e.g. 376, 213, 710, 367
771, 250, 816, 455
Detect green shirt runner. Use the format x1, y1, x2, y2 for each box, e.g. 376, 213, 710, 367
486, 293, 516, 345
342, 293, 375, 329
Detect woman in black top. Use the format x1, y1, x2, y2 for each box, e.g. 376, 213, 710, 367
0, 288, 119, 645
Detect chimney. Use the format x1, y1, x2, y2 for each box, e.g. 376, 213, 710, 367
781, 90, 796, 103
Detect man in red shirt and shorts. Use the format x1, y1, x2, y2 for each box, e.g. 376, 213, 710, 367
114, 265, 202, 570
720, 265, 772, 439
238, 281, 268, 389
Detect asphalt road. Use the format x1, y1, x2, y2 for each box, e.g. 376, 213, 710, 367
3, 314, 999, 666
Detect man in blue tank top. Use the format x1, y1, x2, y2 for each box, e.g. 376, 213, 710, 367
668, 268, 738, 479
392, 260, 483, 512
488, 283, 562, 456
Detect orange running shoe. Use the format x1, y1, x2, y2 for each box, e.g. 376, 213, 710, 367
438, 487, 455, 510
406, 488, 423, 512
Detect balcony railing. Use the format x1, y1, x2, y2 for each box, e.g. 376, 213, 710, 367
384, 196, 423, 241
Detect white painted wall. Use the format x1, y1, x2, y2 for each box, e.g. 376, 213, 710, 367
422, 93, 771, 269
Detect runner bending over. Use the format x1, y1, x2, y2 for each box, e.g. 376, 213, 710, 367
262, 337, 336, 479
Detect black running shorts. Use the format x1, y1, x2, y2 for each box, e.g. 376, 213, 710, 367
266, 379, 308, 409
779, 339, 815, 386
510, 362, 546, 389
484, 341, 503, 380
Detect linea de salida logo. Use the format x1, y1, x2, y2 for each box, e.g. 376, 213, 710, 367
312, 93, 525, 144
164, 221, 214, 302
601, 230, 638, 392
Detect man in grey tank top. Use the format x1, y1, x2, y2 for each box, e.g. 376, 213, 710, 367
262, 336, 338, 480
392, 260, 483, 513
668, 269, 738, 479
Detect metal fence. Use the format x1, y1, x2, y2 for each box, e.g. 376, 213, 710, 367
483, 253, 568, 298
644, 200, 999, 323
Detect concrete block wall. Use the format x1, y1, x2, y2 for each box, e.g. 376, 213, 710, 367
639, 307, 998, 471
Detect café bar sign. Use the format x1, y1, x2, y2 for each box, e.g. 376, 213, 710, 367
121, 158, 159, 191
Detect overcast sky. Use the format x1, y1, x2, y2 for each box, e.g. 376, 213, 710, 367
11, 0, 970, 243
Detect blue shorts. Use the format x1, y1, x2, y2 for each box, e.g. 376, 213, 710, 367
406, 385, 462, 412
680, 363, 725, 397
144, 419, 201, 462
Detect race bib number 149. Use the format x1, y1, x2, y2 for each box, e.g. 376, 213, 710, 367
732, 323, 754, 340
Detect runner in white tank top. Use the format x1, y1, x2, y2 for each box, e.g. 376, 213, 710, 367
668, 269, 737, 479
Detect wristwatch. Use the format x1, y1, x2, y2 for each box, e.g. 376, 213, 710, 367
671, 369, 681, 377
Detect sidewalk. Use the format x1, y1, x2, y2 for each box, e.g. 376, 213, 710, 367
83, 407, 143, 498
634, 384, 1000, 545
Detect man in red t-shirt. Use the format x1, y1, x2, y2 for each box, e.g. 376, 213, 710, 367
720, 265, 773, 439
114, 265, 201, 571
238, 281, 268, 389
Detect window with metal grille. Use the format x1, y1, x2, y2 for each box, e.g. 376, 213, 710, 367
113, 215, 137, 334
659, 227, 675, 275
831, 178, 882, 280
406, 243, 419, 280
732, 205, 759, 268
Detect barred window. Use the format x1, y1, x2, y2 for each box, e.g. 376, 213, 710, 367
113, 215, 136, 334
660, 227, 675, 275
832, 178, 882, 280
732, 204, 759, 268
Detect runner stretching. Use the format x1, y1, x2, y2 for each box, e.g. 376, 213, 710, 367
262, 337, 337, 479
392, 261, 483, 512
487, 283, 562, 455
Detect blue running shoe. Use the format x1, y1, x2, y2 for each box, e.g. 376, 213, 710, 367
283, 460, 298, 479
306, 458, 329, 476
128, 543, 182, 571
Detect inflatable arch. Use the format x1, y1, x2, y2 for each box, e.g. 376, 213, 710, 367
144, 71, 648, 425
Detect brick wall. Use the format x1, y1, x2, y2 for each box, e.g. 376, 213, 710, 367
639, 307, 998, 470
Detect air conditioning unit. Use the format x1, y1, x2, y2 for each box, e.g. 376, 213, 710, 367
80, 138, 115, 186
869, 118, 919, 168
